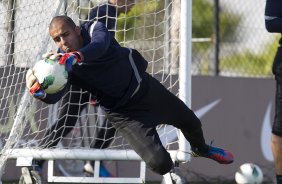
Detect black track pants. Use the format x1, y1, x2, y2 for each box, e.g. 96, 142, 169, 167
106, 73, 206, 175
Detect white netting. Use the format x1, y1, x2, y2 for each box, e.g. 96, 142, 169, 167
0, 0, 184, 182
0, 0, 64, 178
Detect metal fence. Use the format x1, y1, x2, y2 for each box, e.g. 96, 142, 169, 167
192, 0, 275, 78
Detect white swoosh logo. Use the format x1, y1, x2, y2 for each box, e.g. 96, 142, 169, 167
158, 99, 221, 146
261, 101, 273, 161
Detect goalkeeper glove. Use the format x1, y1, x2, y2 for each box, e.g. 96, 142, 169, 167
26, 69, 46, 99
43, 51, 83, 72
58, 52, 83, 72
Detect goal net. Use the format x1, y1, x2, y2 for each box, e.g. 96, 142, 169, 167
0, 0, 191, 183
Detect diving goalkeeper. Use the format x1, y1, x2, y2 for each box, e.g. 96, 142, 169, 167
26, 14, 234, 183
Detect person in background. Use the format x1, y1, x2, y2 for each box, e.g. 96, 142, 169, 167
265, 0, 282, 183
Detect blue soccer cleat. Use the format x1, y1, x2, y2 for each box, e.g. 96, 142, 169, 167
192, 145, 234, 164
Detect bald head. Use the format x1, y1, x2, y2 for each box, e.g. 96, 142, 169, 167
49, 16, 76, 31
49, 15, 83, 53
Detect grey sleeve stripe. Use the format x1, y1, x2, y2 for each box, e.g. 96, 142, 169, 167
89, 21, 98, 37
265, 15, 278, 20
128, 48, 142, 98
88, 25, 141, 98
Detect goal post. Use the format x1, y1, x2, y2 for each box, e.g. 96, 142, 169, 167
178, 0, 192, 162
0, 0, 192, 183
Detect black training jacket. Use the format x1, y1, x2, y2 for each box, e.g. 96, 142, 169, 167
42, 21, 148, 110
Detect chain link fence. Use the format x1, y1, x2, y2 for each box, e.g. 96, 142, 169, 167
192, 0, 275, 78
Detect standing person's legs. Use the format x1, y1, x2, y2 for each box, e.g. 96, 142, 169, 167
273, 84, 282, 184
36, 86, 90, 170
39, 87, 90, 148
90, 106, 116, 149
272, 47, 282, 183
86, 106, 116, 177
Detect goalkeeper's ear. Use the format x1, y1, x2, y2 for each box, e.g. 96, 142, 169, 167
75, 26, 81, 35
